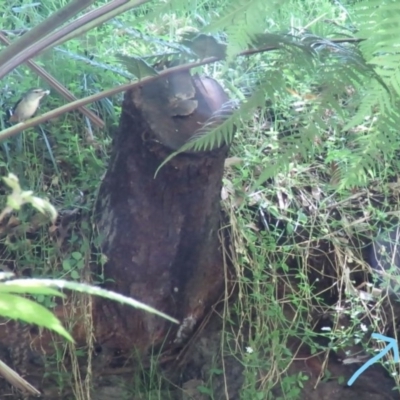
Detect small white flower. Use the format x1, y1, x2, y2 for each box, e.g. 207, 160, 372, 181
321, 326, 332, 332
246, 346, 254, 354
360, 324, 368, 332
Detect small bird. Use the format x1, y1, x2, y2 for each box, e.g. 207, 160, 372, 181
9, 88, 50, 123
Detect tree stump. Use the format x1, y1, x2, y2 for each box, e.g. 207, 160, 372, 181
93, 71, 230, 353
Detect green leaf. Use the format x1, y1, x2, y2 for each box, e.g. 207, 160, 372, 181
197, 386, 212, 395
0, 283, 64, 297
116, 54, 159, 80
62, 259, 72, 270
180, 33, 226, 59
5, 279, 179, 324
0, 293, 73, 342
71, 252, 82, 260
70, 270, 80, 280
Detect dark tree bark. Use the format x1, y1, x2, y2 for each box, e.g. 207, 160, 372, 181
92, 72, 230, 353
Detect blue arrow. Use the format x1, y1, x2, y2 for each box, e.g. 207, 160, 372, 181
347, 333, 399, 386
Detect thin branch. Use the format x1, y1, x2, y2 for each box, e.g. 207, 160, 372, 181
0, 57, 219, 141
239, 37, 364, 57
0, 35, 365, 141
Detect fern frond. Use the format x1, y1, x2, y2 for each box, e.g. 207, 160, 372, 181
187, 100, 240, 151
351, 0, 400, 116
338, 114, 400, 189
189, 66, 288, 150
204, 0, 283, 58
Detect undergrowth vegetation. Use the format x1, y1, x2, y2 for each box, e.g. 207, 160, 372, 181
1, 0, 400, 399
